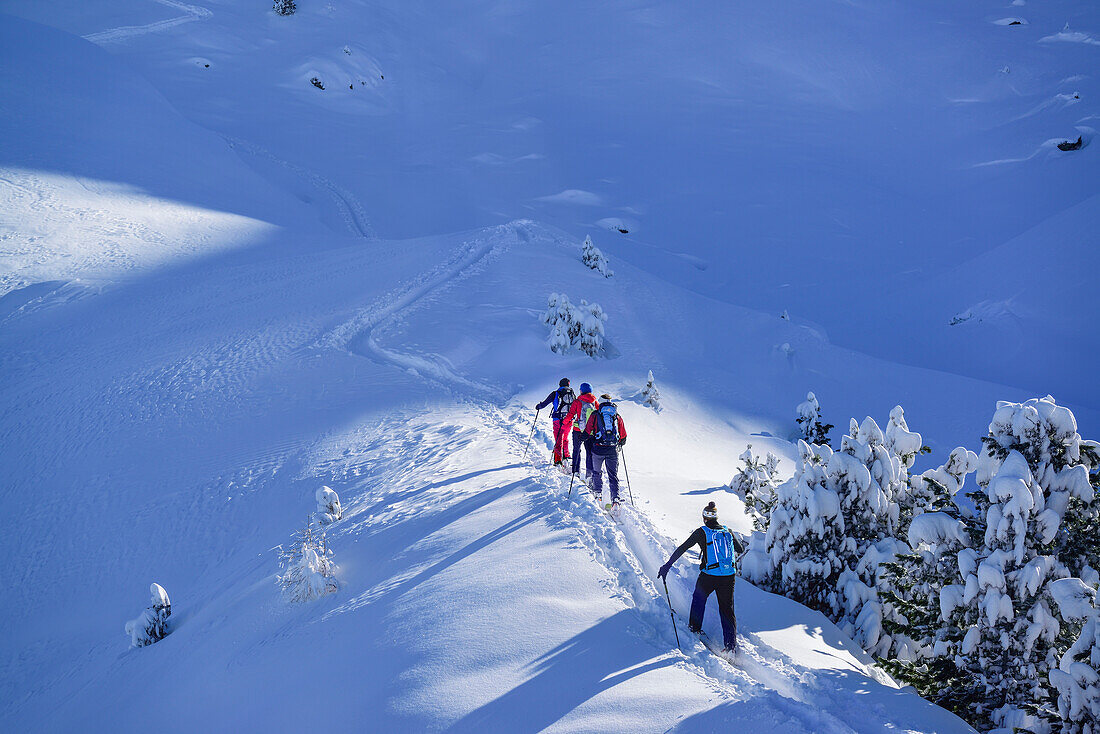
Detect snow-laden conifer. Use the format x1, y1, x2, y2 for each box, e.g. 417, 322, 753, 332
795, 391, 833, 445
639, 370, 661, 412
576, 300, 606, 357
729, 444, 779, 531
125, 583, 171, 648
944, 397, 1096, 731
831, 417, 907, 656
315, 485, 343, 524
1049, 579, 1100, 734
278, 517, 338, 602
750, 440, 845, 616
541, 293, 607, 358
273, 0, 296, 16
581, 235, 613, 277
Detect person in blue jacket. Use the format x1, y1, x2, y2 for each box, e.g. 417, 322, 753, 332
658, 501, 746, 652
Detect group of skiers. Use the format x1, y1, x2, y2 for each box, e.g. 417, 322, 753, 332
535, 378, 627, 506
535, 378, 745, 655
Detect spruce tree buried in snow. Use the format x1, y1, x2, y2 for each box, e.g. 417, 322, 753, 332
795, 391, 833, 445
881, 397, 1099, 733
729, 444, 780, 532
638, 370, 662, 412
278, 517, 338, 602
125, 583, 171, 648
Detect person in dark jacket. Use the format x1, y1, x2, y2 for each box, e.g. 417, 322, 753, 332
658, 501, 746, 652
580, 393, 627, 504
535, 378, 575, 465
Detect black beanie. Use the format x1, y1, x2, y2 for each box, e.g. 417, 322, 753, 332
559, 377, 570, 387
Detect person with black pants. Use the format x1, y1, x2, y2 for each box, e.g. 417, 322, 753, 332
657, 501, 746, 652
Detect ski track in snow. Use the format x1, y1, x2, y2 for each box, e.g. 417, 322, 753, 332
82, 0, 212, 44
224, 136, 376, 240
322, 221, 530, 396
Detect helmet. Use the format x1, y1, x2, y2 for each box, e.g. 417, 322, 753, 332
559, 377, 570, 387
580, 382, 592, 394
702, 501, 718, 520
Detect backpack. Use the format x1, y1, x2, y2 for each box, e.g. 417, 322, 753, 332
555, 387, 575, 419
580, 397, 598, 429
593, 403, 620, 447
702, 525, 737, 576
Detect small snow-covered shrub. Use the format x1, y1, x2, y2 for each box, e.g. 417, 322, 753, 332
540, 293, 607, 358
581, 235, 613, 277
278, 518, 338, 602
729, 444, 779, 530
315, 485, 342, 524
273, 0, 296, 16
795, 391, 833, 445
125, 583, 171, 648
639, 370, 661, 412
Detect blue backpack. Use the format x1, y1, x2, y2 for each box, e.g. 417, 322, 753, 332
593, 403, 620, 447
702, 526, 737, 576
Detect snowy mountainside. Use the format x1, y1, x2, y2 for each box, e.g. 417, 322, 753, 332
1, 1, 1095, 732
6, 0, 1096, 406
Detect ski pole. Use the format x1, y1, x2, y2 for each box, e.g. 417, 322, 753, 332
522, 408, 540, 459
663, 577, 681, 651
567, 470, 576, 498
619, 446, 635, 506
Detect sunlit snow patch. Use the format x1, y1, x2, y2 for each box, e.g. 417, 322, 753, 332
0, 167, 274, 297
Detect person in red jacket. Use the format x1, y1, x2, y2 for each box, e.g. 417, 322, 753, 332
580, 394, 627, 504
564, 382, 599, 479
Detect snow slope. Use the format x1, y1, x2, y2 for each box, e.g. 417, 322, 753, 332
7, 0, 1096, 406
1, 1, 1095, 732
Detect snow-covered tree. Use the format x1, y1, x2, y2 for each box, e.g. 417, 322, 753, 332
796, 391, 833, 445
541, 293, 607, 358
729, 444, 779, 531
878, 447, 980, 678
1049, 578, 1100, 734
639, 370, 661, 412
125, 583, 171, 648
751, 440, 846, 616
273, 0, 296, 16
830, 417, 908, 656
879, 510, 976, 698
278, 518, 339, 602
941, 398, 1096, 731
581, 235, 613, 277
576, 300, 606, 357
315, 485, 343, 524
542, 293, 575, 354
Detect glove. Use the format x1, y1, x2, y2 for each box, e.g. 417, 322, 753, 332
657, 563, 671, 579
619, 438, 626, 447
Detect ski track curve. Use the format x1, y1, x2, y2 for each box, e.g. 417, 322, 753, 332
83, 0, 212, 44
490, 402, 896, 734
321, 221, 530, 397
224, 136, 376, 240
